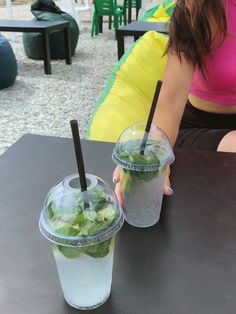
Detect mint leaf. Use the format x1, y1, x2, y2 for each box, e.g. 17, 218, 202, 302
72, 211, 85, 225
89, 189, 110, 212
131, 169, 159, 182
55, 227, 78, 236
84, 210, 97, 221
94, 196, 109, 212
58, 240, 112, 259
46, 187, 119, 259
117, 139, 161, 169
47, 202, 54, 219
58, 245, 81, 258
82, 239, 111, 258
97, 206, 117, 221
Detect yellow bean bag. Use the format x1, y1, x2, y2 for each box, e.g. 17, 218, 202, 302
140, 0, 175, 22
87, 31, 168, 143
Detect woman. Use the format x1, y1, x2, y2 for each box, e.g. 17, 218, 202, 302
114, 0, 236, 202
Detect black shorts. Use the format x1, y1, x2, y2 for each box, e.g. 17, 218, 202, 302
175, 101, 236, 151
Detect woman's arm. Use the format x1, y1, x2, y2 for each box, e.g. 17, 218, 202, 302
153, 52, 195, 146
151, 52, 195, 195
113, 53, 195, 199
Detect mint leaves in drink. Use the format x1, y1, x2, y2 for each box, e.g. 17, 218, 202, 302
113, 139, 167, 197
57, 239, 111, 259
46, 189, 118, 259
116, 139, 165, 182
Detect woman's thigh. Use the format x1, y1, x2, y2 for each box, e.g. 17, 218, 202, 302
176, 128, 232, 151
175, 101, 236, 151
217, 130, 236, 152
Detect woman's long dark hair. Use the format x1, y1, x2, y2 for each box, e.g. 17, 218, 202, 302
166, 0, 227, 73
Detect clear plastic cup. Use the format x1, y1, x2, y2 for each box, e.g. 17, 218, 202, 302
112, 123, 174, 228
39, 173, 124, 310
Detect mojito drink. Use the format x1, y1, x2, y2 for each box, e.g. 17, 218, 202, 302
39, 174, 124, 310
52, 239, 114, 309
120, 166, 166, 227
112, 123, 174, 227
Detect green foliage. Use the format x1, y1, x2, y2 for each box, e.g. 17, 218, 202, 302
57, 239, 111, 259
117, 139, 162, 168
58, 246, 81, 259
46, 189, 118, 259
82, 239, 111, 258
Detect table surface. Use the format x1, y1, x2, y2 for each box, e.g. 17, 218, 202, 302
117, 21, 169, 33
0, 19, 69, 30
0, 134, 236, 314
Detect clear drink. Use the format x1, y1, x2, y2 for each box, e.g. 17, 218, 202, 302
39, 174, 124, 310
112, 123, 174, 227
120, 167, 166, 227
52, 238, 115, 310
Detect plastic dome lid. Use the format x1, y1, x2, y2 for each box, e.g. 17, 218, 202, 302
112, 123, 175, 171
39, 173, 124, 247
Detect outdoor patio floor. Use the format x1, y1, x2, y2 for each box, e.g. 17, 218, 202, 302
0, 1, 136, 155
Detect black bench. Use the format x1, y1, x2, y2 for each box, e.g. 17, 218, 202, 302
0, 19, 72, 74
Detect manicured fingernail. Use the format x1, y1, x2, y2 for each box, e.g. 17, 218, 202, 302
112, 177, 116, 185
168, 187, 174, 194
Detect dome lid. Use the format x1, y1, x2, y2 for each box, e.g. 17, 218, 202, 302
39, 173, 124, 247
112, 123, 174, 171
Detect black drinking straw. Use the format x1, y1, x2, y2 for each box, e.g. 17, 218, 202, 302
70, 120, 90, 209
140, 80, 162, 155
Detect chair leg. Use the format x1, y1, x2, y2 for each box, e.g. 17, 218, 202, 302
114, 16, 118, 39
91, 12, 95, 36
99, 16, 103, 33
96, 15, 100, 35
91, 13, 99, 36
108, 16, 112, 29
124, 11, 127, 25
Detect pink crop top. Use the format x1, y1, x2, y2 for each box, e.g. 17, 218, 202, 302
190, 0, 236, 105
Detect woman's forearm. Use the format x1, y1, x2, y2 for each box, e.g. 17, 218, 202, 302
153, 110, 180, 147
152, 53, 195, 147
153, 99, 185, 147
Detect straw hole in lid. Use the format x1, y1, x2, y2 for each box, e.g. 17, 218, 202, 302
69, 177, 92, 189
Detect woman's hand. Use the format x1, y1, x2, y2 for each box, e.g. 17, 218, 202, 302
112, 166, 173, 206
112, 166, 123, 206
163, 166, 174, 196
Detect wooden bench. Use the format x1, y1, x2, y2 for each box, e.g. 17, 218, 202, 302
0, 19, 72, 74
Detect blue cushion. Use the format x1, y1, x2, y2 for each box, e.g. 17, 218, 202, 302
0, 36, 17, 89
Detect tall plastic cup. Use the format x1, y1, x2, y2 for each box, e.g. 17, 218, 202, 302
39, 173, 124, 310
112, 123, 174, 228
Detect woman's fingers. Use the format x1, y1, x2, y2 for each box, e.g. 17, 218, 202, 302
114, 181, 123, 207
113, 165, 173, 204
112, 166, 120, 184
163, 175, 173, 196
112, 166, 123, 206
163, 166, 174, 196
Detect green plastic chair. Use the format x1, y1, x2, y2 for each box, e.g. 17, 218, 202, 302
131, 0, 142, 20
91, 0, 127, 37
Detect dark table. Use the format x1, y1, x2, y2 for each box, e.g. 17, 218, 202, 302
117, 21, 169, 59
0, 133, 236, 314
0, 20, 72, 74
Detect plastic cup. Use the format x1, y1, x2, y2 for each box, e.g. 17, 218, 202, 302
112, 123, 174, 228
39, 173, 124, 310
